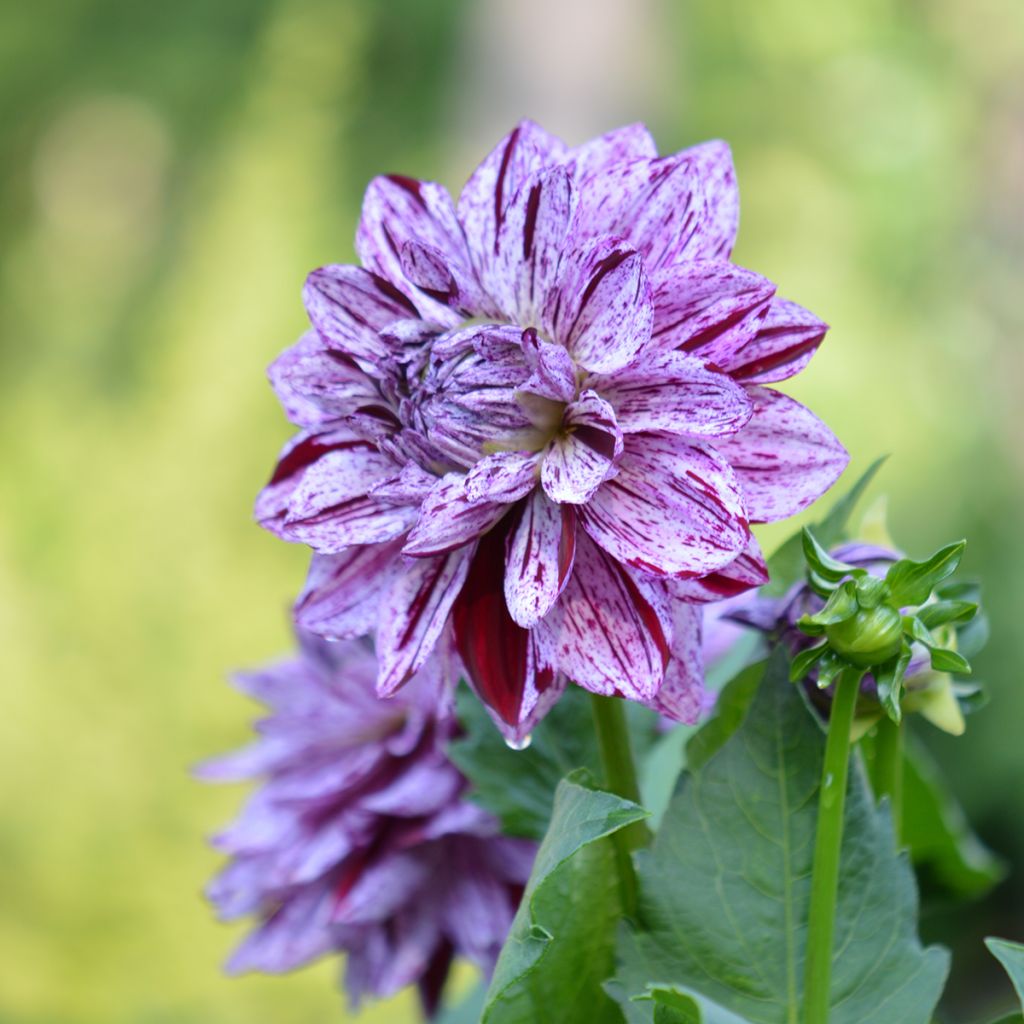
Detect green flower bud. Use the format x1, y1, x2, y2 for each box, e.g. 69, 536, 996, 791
824, 605, 903, 667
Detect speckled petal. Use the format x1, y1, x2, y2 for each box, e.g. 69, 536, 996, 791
570, 140, 739, 271
376, 548, 474, 695
518, 327, 576, 403
303, 265, 419, 362
464, 450, 541, 504
293, 541, 404, 639
642, 601, 707, 723
721, 297, 828, 384
356, 175, 470, 324
541, 391, 623, 504
591, 350, 753, 436
713, 387, 849, 522
545, 236, 653, 373
457, 119, 567, 289
490, 166, 575, 324
562, 122, 658, 181
649, 260, 775, 365
580, 433, 748, 577
541, 534, 669, 700
402, 474, 509, 556
668, 535, 769, 603
504, 491, 576, 628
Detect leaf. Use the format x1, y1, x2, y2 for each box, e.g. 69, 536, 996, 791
928, 647, 971, 674
449, 684, 657, 840
801, 527, 860, 583
885, 541, 965, 608
789, 642, 827, 681
801, 579, 859, 627
685, 660, 766, 772
916, 599, 977, 630
482, 770, 648, 1024
874, 643, 913, 723
899, 738, 1005, 899
764, 457, 886, 597
612, 648, 949, 1024
987, 938, 1024, 1010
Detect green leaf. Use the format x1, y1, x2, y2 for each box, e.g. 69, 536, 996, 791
449, 685, 656, 840
854, 573, 889, 608
928, 646, 971, 674
885, 541, 966, 608
685, 660, 766, 772
764, 457, 886, 597
899, 738, 1005, 899
802, 527, 860, 583
482, 770, 648, 1024
789, 642, 827, 682
801, 580, 859, 627
612, 649, 949, 1024
987, 938, 1024, 1010
916, 600, 977, 629
874, 643, 913, 723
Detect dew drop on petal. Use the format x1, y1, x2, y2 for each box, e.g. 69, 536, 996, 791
505, 733, 532, 751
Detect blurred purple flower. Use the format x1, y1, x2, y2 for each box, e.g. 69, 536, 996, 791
257, 120, 848, 739
198, 632, 533, 1016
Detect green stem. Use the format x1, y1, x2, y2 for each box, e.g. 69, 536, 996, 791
872, 715, 904, 844
590, 694, 650, 916
803, 667, 862, 1024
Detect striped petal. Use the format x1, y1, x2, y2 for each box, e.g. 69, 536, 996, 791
403, 474, 509, 556
562, 122, 658, 181
283, 446, 417, 553
490, 167, 575, 324
457, 119, 567, 288
668, 535, 769, 603
303, 265, 419, 363
268, 331, 384, 429
504, 491, 577, 628
580, 433, 749, 577
713, 386, 849, 522
377, 548, 474, 695
519, 327, 576, 403
540, 534, 670, 699
452, 518, 560, 732
721, 297, 828, 384
591, 350, 753, 436
545, 236, 653, 373
464, 450, 541, 504
293, 541, 404, 640
541, 391, 623, 504
649, 260, 775, 364
642, 601, 707, 723
355, 175, 470, 324
571, 140, 740, 271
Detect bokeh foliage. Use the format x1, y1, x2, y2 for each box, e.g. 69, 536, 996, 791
0, 0, 1021, 1021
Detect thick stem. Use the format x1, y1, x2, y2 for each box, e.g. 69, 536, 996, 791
589, 694, 651, 916
872, 715, 904, 844
803, 667, 862, 1024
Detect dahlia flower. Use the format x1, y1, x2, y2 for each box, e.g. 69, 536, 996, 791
257, 120, 848, 739
198, 632, 534, 1014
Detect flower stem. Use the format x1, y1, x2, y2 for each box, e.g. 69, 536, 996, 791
590, 693, 650, 916
872, 715, 904, 844
803, 667, 862, 1024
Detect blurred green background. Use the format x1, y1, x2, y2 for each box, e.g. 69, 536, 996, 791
1, 0, 1022, 1020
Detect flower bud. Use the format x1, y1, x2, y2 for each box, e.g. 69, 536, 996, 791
824, 605, 903, 667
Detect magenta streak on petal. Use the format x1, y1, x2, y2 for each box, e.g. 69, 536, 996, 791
269, 436, 371, 486
572, 424, 618, 460
385, 174, 427, 206
522, 180, 542, 260
493, 126, 520, 253
566, 248, 631, 340
677, 303, 765, 353
728, 335, 822, 381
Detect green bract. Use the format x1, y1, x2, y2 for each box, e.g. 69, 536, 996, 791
825, 605, 903, 666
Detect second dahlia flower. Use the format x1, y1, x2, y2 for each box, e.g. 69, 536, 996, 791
198, 632, 533, 1015
257, 120, 848, 739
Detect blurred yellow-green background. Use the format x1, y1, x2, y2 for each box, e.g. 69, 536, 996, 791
1, 0, 1022, 1020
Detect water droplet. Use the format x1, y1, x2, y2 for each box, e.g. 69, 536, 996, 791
505, 733, 532, 751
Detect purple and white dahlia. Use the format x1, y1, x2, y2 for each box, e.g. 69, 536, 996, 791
198, 632, 533, 1014
257, 120, 848, 739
